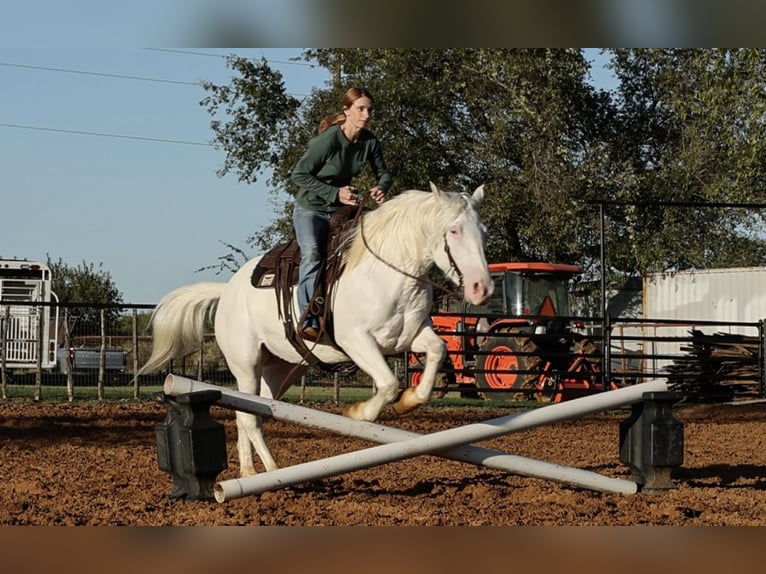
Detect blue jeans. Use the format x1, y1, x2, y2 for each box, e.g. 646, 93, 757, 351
293, 204, 331, 329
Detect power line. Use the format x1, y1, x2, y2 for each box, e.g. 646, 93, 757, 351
0, 52, 316, 97
142, 48, 317, 68
0, 61, 200, 86
0, 122, 211, 147
142, 48, 229, 59
0, 50, 321, 147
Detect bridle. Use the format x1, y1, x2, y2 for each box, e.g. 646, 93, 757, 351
356, 199, 465, 300
442, 233, 465, 294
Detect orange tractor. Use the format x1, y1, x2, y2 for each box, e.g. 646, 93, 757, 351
408, 262, 607, 402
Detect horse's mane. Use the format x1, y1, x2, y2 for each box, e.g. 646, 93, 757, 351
343, 188, 471, 273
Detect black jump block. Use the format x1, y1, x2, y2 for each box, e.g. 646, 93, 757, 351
619, 391, 684, 492
154, 390, 228, 501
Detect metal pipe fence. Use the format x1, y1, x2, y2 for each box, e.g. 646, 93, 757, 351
1, 302, 763, 402
403, 312, 765, 402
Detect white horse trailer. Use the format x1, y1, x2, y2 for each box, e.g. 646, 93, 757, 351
0, 260, 59, 370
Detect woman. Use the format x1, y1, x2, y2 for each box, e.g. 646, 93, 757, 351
290, 87, 393, 342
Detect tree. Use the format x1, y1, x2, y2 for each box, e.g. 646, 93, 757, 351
606, 48, 766, 273
200, 48, 766, 292
200, 56, 304, 267
46, 256, 124, 337
201, 49, 614, 276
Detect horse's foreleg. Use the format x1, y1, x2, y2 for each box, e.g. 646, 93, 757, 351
342, 336, 400, 422
393, 327, 446, 414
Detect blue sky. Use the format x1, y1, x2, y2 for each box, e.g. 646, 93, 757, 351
2, 48, 330, 303
1, 48, 614, 304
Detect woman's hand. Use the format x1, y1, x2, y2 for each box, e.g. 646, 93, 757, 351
338, 185, 359, 205
369, 186, 386, 204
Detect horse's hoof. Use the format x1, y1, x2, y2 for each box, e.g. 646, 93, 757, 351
343, 403, 363, 419
392, 402, 418, 415
392, 388, 422, 414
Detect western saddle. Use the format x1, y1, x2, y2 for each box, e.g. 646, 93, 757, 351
250, 205, 361, 366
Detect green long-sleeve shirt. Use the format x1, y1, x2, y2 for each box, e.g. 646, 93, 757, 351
290, 124, 392, 212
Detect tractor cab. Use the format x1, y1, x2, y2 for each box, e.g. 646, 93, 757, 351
443, 262, 581, 333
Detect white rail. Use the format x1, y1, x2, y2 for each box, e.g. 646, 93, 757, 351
165, 375, 670, 501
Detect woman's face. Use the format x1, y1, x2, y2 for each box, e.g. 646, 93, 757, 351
344, 96, 374, 130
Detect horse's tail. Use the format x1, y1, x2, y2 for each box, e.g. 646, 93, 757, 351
137, 282, 225, 375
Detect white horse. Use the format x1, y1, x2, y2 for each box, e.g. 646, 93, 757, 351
139, 182, 493, 477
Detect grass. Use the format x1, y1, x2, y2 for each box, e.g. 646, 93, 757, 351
0, 384, 164, 402
0, 381, 538, 411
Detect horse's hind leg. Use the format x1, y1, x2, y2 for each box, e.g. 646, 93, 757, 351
235, 411, 277, 476
230, 362, 279, 476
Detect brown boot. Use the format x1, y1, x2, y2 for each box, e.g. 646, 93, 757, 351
301, 325, 320, 342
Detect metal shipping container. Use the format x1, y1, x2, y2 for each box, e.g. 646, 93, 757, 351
643, 266, 766, 370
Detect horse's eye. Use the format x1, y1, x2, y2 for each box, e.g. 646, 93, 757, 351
449, 225, 460, 235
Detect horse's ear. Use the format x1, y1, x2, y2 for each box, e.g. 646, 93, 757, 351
429, 181, 442, 197
472, 184, 485, 204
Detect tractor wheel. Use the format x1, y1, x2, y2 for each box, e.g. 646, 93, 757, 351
572, 336, 604, 390
574, 337, 602, 371
408, 355, 449, 399
475, 332, 540, 401
534, 337, 604, 403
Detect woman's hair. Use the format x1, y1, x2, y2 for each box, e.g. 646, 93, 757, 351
318, 87, 375, 134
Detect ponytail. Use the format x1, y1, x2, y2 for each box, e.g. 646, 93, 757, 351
318, 112, 346, 134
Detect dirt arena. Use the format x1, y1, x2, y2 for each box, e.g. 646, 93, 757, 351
1, 394, 765, 526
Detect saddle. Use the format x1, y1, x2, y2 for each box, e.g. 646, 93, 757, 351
250, 205, 361, 366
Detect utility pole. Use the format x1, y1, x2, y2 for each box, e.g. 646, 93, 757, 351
333, 50, 342, 89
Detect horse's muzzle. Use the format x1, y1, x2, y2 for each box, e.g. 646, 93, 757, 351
465, 279, 494, 306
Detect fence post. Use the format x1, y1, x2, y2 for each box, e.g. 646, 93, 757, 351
1, 306, 8, 399
98, 308, 105, 400
34, 307, 43, 401
603, 314, 612, 391
197, 339, 203, 382
402, 352, 409, 389
334, 372, 339, 404
132, 309, 139, 399
64, 308, 74, 402
760, 319, 765, 399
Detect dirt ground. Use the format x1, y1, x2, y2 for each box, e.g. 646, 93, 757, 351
1, 394, 765, 526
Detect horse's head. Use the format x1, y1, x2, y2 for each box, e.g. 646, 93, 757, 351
343, 182, 494, 305
430, 182, 494, 306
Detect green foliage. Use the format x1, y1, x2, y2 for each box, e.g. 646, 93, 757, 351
200, 55, 303, 185
116, 310, 153, 336
201, 48, 766, 293
46, 256, 124, 337
608, 48, 766, 272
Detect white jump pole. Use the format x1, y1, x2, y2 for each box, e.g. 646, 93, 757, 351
165, 375, 638, 496
214, 379, 670, 502
165, 376, 668, 501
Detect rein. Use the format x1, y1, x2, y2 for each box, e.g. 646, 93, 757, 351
356, 196, 464, 300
